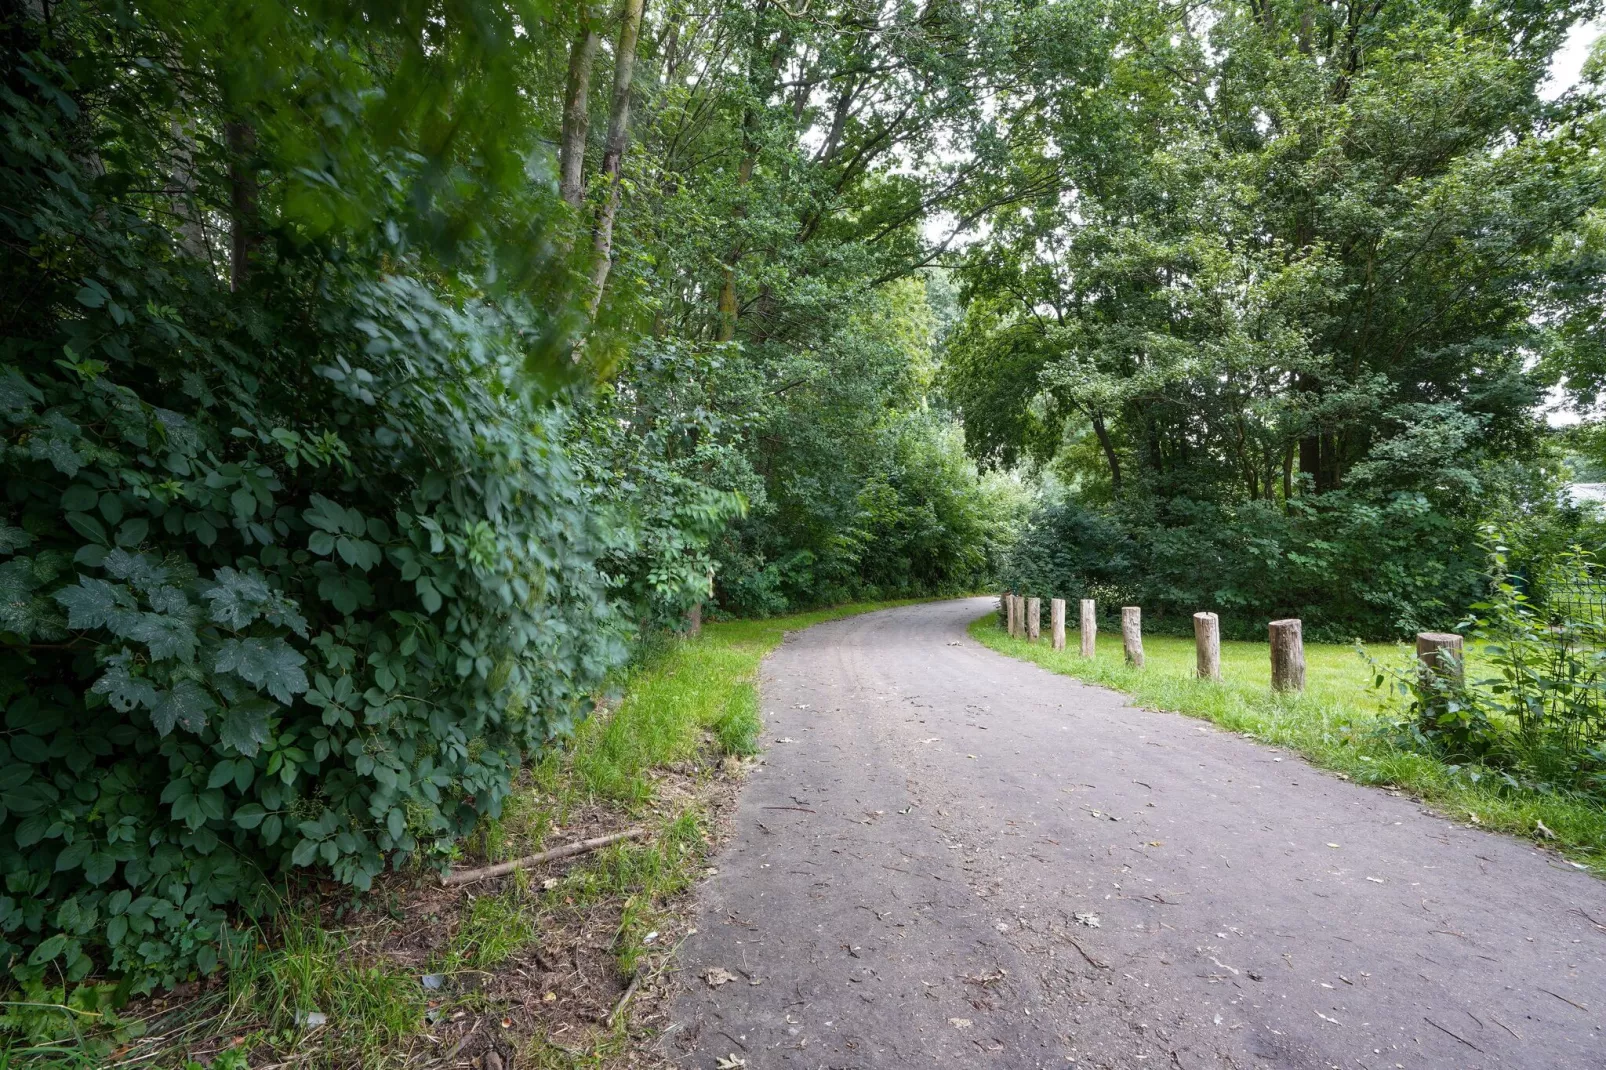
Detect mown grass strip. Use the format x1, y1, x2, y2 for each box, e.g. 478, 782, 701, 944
969, 612, 1606, 873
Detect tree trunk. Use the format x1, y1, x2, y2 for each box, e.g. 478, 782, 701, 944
716, 151, 755, 341
1122, 606, 1144, 668
226, 120, 259, 291
558, 9, 600, 210
1091, 414, 1122, 493
1051, 598, 1066, 652
1299, 434, 1321, 493
1194, 612, 1220, 681
587, 0, 646, 313
1079, 599, 1097, 658
1026, 597, 1040, 642
1269, 619, 1304, 693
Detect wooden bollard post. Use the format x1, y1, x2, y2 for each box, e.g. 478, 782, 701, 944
1079, 599, 1097, 657
1416, 632, 1464, 688
1000, 592, 1010, 627
1268, 619, 1304, 693
1051, 598, 1066, 651
1012, 594, 1025, 638
1026, 597, 1041, 641
1194, 612, 1220, 681
1122, 607, 1144, 668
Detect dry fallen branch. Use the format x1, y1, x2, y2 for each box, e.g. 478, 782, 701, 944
442, 828, 649, 887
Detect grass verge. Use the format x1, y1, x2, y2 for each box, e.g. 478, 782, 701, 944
970, 611, 1606, 874
9, 600, 921, 1069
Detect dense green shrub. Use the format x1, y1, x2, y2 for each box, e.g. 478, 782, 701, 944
1373, 536, 1606, 799
0, 7, 623, 991
1001, 490, 1489, 640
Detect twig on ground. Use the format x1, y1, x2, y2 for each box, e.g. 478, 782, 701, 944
1423, 1016, 1482, 1052
1063, 935, 1110, 970
1539, 987, 1589, 1012
441, 829, 649, 886
609, 971, 643, 1026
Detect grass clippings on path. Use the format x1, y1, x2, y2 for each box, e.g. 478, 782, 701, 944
14, 601, 922, 1070
970, 610, 1606, 875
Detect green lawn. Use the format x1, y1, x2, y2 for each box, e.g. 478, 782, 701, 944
970, 612, 1606, 874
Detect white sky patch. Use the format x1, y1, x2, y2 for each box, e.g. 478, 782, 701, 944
1544, 17, 1604, 100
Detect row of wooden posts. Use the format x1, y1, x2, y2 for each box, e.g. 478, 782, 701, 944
1001, 593, 1467, 694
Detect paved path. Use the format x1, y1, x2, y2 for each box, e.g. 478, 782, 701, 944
670, 599, 1606, 1069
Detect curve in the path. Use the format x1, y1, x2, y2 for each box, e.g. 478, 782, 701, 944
669, 598, 1606, 1069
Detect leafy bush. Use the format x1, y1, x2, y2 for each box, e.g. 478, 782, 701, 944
1000, 489, 1489, 640
1370, 534, 1606, 797
0, 14, 623, 990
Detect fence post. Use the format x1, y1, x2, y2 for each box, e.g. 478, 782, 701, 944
1012, 594, 1024, 638
1051, 598, 1066, 651
1027, 597, 1041, 641
1000, 591, 1010, 628
1122, 607, 1144, 668
1194, 612, 1220, 681
1079, 599, 1097, 657
1269, 619, 1304, 693
1415, 632, 1464, 688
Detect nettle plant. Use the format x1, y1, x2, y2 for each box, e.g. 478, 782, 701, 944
0, 66, 624, 988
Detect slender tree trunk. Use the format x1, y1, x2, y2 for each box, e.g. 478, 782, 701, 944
167, 114, 213, 265
226, 120, 259, 291
559, 9, 600, 211
588, 0, 646, 313
1091, 414, 1122, 492
716, 153, 753, 342
716, 12, 787, 341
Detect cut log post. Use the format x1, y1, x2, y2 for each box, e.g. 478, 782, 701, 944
1079, 599, 1097, 657
1194, 612, 1220, 681
1026, 597, 1041, 641
1051, 598, 1066, 651
1122, 606, 1144, 668
1000, 591, 1010, 627
1010, 594, 1022, 637
1268, 618, 1304, 693
1416, 632, 1464, 688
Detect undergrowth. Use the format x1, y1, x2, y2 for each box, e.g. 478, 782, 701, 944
0, 600, 918, 1068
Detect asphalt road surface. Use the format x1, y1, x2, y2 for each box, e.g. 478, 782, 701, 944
669, 598, 1606, 1069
